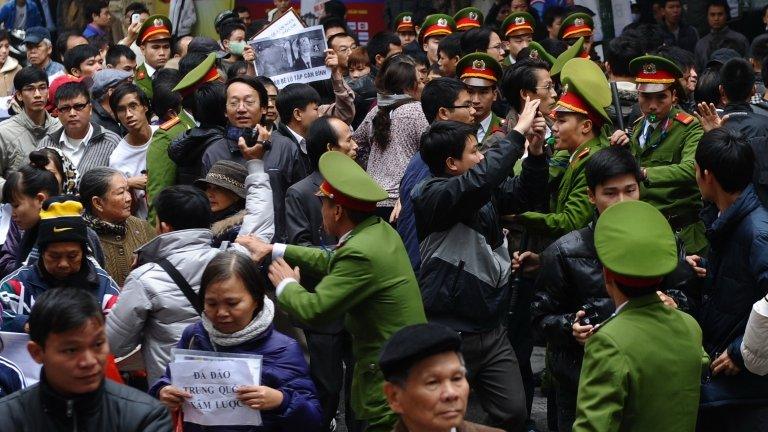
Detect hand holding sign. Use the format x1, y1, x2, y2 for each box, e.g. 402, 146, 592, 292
236, 385, 284, 410
159, 385, 192, 411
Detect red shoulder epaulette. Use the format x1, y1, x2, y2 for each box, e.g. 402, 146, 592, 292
159, 116, 180, 131
675, 112, 694, 125
576, 147, 590, 161
490, 126, 505, 135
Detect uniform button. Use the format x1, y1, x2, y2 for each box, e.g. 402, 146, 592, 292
115, 235, 122, 241
368, 363, 376, 371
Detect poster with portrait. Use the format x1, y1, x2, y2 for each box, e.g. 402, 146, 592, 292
250, 24, 330, 89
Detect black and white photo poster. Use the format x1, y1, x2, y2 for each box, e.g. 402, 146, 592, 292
251, 24, 330, 89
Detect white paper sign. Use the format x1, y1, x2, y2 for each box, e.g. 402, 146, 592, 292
171, 359, 261, 426
251, 24, 330, 89
252, 9, 305, 40
0, 332, 39, 385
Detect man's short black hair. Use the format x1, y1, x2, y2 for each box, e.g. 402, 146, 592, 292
109, 83, 150, 121
459, 27, 492, 57
64, 43, 100, 74
154, 185, 213, 230
13, 66, 48, 95
661, 0, 682, 6
226, 75, 268, 107
85, 1, 109, 24
29, 288, 104, 347
151, 68, 182, 121
306, 116, 341, 170
544, 6, 566, 27
219, 21, 246, 41
55, 30, 81, 62
605, 36, 644, 78
55, 81, 89, 106
323, 0, 347, 19
276, 83, 321, 126
694, 69, 721, 106
721, 58, 755, 103
327, 32, 354, 49
125, 1, 149, 16
367, 31, 401, 65
233, 5, 249, 14
420, 121, 479, 176
585, 147, 642, 191
500, 58, 549, 113
707, 0, 731, 19
322, 16, 349, 34
105, 44, 135, 67
195, 82, 227, 128
437, 33, 462, 62
695, 128, 754, 193
421, 77, 466, 123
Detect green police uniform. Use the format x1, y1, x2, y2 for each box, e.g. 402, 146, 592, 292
517, 58, 611, 237
573, 200, 709, 432
133, 15, 172, 99
456, 53, 504, 151
392, 12, 416, 33
550, 37, 584, 78
500, 12, 535, 67
558, 13, 593, 59
275, 152, 427, 432
453, 7, 483, 31
147, 53, 221, 223
629, 55, 706, 255
527, 41, 556, 65
418, 14, 455, 46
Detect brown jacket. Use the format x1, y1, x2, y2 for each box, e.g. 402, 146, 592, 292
392, 419, 503, 432
95, 216, 156, 286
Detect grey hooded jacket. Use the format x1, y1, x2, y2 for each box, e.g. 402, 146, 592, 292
0, 110, 61, 188
105, 159, 274, 385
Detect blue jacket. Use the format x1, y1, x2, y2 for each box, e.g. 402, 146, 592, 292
149, 321, 323, 432
396, 153, 431, 273
699, 185, 768, 407
0, 357, 24, 398
0, 259, 119, 333
0, 1, 42, 30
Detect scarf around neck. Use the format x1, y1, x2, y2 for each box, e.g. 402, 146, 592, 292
82, 212, 126, 237
201, 297, 275, 347
376, 93, 413, 109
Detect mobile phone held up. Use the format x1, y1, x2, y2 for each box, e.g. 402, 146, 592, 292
241, 128, 271, 151
132, 13, 140, 24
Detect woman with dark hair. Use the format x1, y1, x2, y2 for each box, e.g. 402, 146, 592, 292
79, 167, 155, 286
150, 251, 323, 431
694, 69, 724, 109
37, 147, 78, 195
108, 83, 156, 219
0, 152, 104, 277
459, 27, 506, 62
0, 30, 20, 97
352, 53, 427, 222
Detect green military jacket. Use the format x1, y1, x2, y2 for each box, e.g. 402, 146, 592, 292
278, 216, 427, 431
135, 63, 153, 99
146, 110, 195, 224
573, 294, 709, 432
630, 107, 706, 254
517, 135, 605, 238
479, 112, 505, 152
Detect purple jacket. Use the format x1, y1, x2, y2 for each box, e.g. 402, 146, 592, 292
149, 321, 323, 432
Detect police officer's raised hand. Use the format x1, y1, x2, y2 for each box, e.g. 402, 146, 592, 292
609, 130, 629, 146
268, 258, 301, 287
572, 310, 595, 345
513, 96, 541, 136
158, 385, 191, 411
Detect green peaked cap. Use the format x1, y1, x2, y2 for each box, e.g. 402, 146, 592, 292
527, 41, 556, 65
318, 151, 388, 204
550, 36, 584, 77
559, 57, 612, 123
595, 200, 678, 279
173, 52, 219, 94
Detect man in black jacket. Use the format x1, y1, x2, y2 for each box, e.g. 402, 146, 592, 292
525, 146, 692, 431
0, 288, 170, 431
413, 98, 548, 431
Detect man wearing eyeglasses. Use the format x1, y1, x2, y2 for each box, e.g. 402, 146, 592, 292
0, 67, 61, 187
37, 80, 120, 175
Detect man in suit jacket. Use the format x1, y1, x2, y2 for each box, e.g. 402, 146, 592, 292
238, 151, 427, 432
293, 36, 326, 69
572, 200, 709, 431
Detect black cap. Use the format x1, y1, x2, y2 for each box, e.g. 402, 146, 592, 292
187, 36, 228, 59
379, 323, 462, 381
706, 48, 741, 69
24, 26, 51, 44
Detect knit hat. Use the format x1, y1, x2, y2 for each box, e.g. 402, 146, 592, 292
91, 69, 133, 100
37, 200, 88, 250
195, 160, 247, 199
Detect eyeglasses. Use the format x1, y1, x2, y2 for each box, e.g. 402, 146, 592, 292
336, 45, 357, 54
56, 102, 90, 113
227, 99, 259, 109
489, 43, 505, 51
535, 83, 555, 91
21, 84, 48, 94
448, 104, 473, 110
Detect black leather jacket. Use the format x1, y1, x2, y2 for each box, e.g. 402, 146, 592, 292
0, 373, 171, 431
531, 222, 695, 391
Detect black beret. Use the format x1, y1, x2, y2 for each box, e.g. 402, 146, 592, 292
379, 323, 462, 381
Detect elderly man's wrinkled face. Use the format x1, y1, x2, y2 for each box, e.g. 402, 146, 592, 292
385, 352, 469, 432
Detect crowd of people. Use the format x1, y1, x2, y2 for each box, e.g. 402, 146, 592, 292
0, 0, 765, 431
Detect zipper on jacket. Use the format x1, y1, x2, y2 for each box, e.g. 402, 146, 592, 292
450, 260, 465, 301
66, 399, 77, 432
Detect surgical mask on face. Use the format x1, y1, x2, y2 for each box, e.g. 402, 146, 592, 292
229, 41, 246, 55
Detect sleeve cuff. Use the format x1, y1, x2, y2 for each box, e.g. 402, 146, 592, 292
275, 277, 297, 297
272, 243, 287, 260
247, 159, 265, 174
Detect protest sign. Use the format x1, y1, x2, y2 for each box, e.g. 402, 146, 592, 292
171, 349, 263, 427
252, 8, 305, 39
0, 332, 39, 385
250, 24, 330, 89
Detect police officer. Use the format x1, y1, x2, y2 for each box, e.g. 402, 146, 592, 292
134, 15, 172, 99
420, 14, 456, 67
628, 54, 706, 255
455, 52, 505, 151
500, 12, 536, 66
453, 7, 483, 31
237, 152, 427, 432
558, 12, 594, 59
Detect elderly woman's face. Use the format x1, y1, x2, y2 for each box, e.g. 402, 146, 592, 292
203, 275, 260, 334
95, 174, 131, 223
